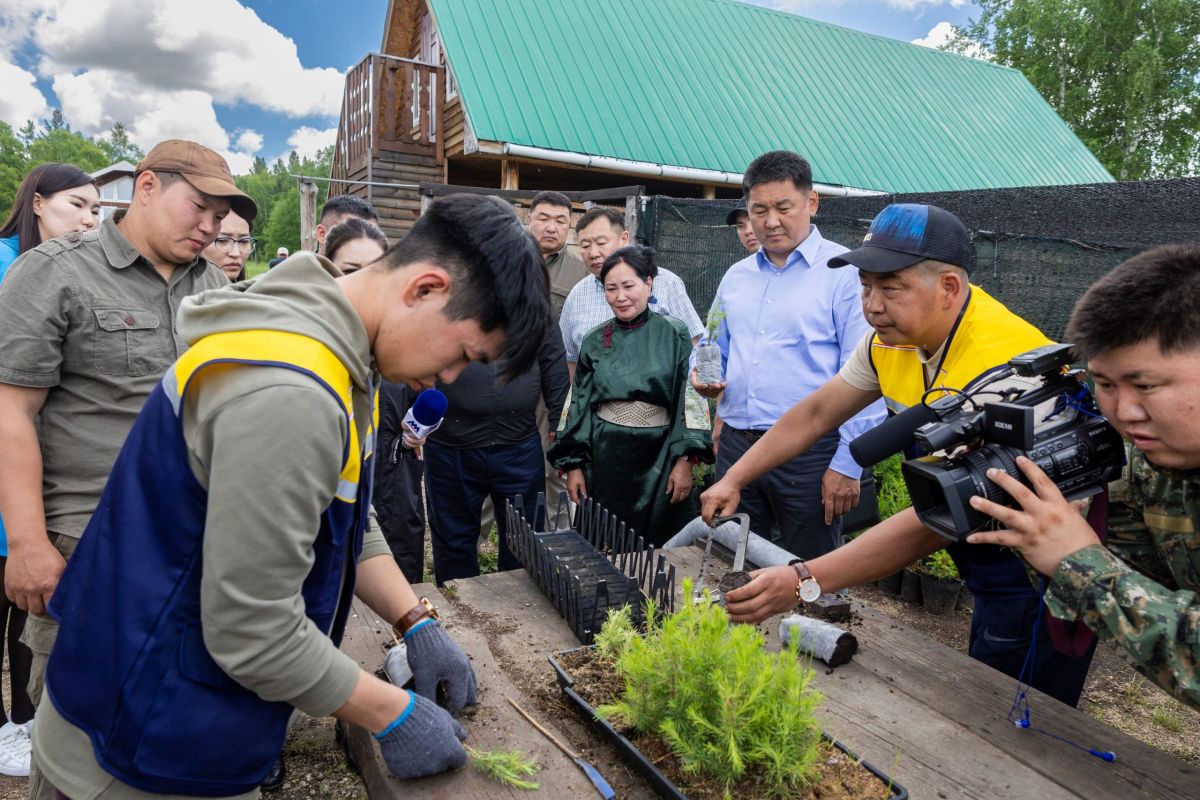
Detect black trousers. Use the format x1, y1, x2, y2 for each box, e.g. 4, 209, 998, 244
715, 425, 843, 560
424, 435, 544, 585
373, 445, 426, 584
0, 557, 32, 725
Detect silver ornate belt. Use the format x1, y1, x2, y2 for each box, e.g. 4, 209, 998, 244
598, 399, 670, 428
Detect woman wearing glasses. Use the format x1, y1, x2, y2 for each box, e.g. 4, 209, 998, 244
202, 210, 255, 281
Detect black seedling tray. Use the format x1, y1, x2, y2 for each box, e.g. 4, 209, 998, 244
505, 494, 675, 644
549, 647, 908, 800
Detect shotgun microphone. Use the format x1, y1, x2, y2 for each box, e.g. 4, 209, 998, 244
848, 401, 939, 467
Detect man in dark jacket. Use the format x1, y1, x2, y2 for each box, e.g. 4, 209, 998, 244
424, 321, 569, 583
374, 383, 427, 583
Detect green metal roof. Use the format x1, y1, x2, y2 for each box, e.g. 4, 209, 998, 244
428, 0, 1113, 192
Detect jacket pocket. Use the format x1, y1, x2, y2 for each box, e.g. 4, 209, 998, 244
131, 626, 291, 785
93, 308, 168, 377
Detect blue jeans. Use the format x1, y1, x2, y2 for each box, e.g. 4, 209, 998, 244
424, 435, 544, 584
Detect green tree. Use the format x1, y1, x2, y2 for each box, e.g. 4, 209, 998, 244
262, 187, 301, 255
98, 122, 144, 164
251, 146, 335, 256
26, 129, 108, 172
16, 121, 36, 148
43, 109, 68, 132
954, 0, 1200, 179
0, 123, 28, 221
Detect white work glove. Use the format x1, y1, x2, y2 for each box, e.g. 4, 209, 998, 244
384, 642, 414, 687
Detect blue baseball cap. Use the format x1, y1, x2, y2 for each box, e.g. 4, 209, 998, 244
828, 203, 974, 273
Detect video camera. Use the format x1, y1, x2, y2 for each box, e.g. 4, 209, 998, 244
850, 343, 1125, 540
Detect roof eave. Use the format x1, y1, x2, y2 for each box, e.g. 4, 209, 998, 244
487, 141, 884, 197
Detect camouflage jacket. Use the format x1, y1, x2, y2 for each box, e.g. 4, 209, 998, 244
1047, 446, 1199, 709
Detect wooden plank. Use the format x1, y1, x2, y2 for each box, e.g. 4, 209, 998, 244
501, 158, 520, 191
624, 194, 640, 239
434, 68, 445, 164
377, 58, 395, 155
342, 547, 1197, 799
375, 150, 444, 168
666, 545, 1198, 800
372, 165, 443, 180
443, 97, 466, 157
340, 587, 608, 799
378, 140, 435, 157
371, 191, 420, 204
442, 569, 658, 798
299, 178, 317, 252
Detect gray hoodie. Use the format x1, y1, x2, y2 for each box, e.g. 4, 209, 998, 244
36, 253, 393, 800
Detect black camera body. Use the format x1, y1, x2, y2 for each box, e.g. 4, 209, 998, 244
896, 344, 1125, 540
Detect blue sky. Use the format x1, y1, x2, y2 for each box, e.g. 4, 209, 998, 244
0, 0, 976, 175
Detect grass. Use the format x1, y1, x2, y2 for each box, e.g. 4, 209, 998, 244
1152, 705, 1184, 733
244, 257, 270, 279
1119, 678, 1145, 707
874, 454, 912, 521
479, 525, 500, 575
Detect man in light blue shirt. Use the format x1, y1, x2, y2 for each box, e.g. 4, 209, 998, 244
693, 150, 884, 559
560, 207, 704, 378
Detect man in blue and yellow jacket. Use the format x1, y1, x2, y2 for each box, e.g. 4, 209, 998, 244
701, 203, 1096, 707
32, 194, 551, 798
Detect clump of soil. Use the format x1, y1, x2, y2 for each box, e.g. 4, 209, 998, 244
716, 569, 752, 596
826, 630, 859, 667
554, 648, 894, 800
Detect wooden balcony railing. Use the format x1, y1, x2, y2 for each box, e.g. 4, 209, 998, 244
331, 53, 445, 189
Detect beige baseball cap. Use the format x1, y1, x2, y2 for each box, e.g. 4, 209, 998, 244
137, 139, 257, 222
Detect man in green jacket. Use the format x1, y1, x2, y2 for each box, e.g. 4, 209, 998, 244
969, 243, 1200, 710
34, 194, 551, 796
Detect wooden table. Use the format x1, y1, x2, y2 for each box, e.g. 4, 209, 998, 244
340, 545, 1198, 799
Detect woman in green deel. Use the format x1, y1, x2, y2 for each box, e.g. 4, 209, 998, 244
550, 245, 713, 546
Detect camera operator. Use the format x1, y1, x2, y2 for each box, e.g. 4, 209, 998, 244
967, 244, 1200, 710
701, 204, 1097, 706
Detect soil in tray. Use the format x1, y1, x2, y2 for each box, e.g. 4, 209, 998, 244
556, 649, 893, 800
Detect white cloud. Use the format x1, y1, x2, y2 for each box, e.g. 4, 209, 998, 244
885, 0, 966, 10
285, 126, 337, 161
911, 21, 957, 48
52, 70, 228, 146
51, 69, 262, 173
912, 21, 988, 59
33, 0, 345, 117
0, 1, 348, 174
0, 0, 58, 60
222, 151, 256, 175
235, 130, 264, 154
766, 0, 964, 10
0, 59, 51, 129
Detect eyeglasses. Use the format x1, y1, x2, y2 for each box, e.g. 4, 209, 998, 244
212, 236, 257, 255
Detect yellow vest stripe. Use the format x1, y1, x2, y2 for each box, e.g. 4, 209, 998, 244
171, 330, 364, 490
871, 286, 1052, 412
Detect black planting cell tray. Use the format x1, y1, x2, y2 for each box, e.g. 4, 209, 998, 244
548, 647, 908, 800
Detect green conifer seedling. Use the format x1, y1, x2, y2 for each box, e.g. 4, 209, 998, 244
596, 580, 823, 797
466, 746, 540, 790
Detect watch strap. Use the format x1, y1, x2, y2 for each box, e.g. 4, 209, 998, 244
788, 559, 813, 603
393, 597, 437, 638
